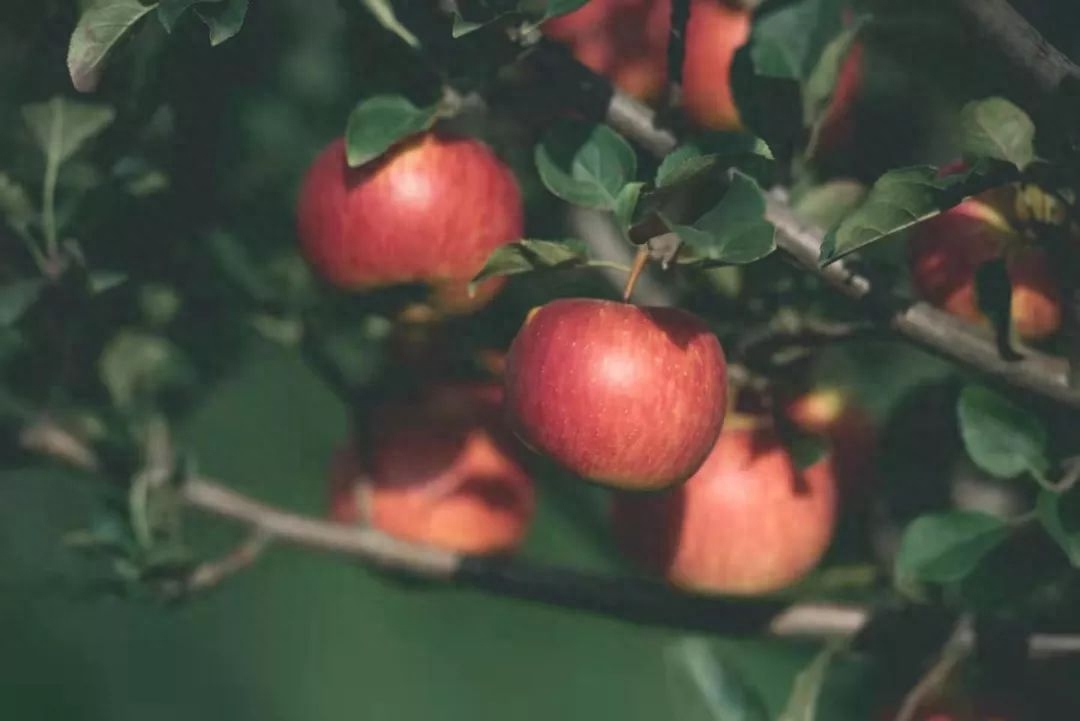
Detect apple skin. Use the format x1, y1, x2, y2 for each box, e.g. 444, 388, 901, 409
908, 197, 1062, 341
542, 0, 672, 103
612, 425, 838, 595
680, 0, 752, 131
296, 133, 523, 313
328, 383, 535, 555
504, 298, 727, 491
784, 387, 877, 502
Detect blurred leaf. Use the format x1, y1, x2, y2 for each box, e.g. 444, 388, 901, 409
663, 171, 776, 264
0, 173, 35, 234
195, 0, 249, 46
88, 270, 127, 295
656, 147, 719, 188
613, 182, 645, 237
959, 98, 1035, 170
777, 640, 845, 721
99, 330, 195, 410
0, 279, 45, 326
974, 259, 1015, 358
472, 239, 588, 285
312, 315, 392, 391
896, 511, 1010, 584
535, 120, 638, 210
819, 160, 1018, 265
22, 98, 116, 165
746, 0, 846, 81
1037, 487, 1080, 567
357, 0, 419, 48
158, 0, 207, 30
451, 0, 520, 36
67, 0, 157, 93
205, 230, 274, 302
957, 385, 1048, 480
793, 179, 865, 229
542, 0, 590, 19
803, 23, 861, 127
345, 95, 437, 167
663, 639, 768, 721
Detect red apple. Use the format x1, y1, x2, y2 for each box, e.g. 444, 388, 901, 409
784, 386, 877, 502
908, 197, 1062, 341
612, 423, 838, 595
328, 383, 535, 554
681, 0, 752, 131
814, 40, 864, 157
296, 133, 523, 313
504, 298, 727, 490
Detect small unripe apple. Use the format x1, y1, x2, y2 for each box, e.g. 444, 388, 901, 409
612, 424, 838, 595
784, 386, 877, 502
296, 133, 523, 313
680, 0, 752, 131
328, 383, 535, 554
504, 298, 727, 491
908, 198, 1062, 341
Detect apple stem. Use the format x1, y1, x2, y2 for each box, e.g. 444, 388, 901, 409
622, 246, 650, 302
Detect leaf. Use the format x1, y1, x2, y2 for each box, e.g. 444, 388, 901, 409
959, 98, 1036, 170
0, 279, 46, 326
663, 639, 768, 721
195, 0, 248, 45
358, 0, 419, 48
99, 330, 195, 409
818, 160, 1018, 265
22, 98, 116, 165
542, 0, 590, 20
158, 0, 208, 31
792, 179, 866, 230
471, 239, 588, 285
656, 146, 719, 188
957, 385, 1048, 480
535, 120, 638, 210
746, 0, 846, 81
67, 0, 157, 93
345, 95, 438, 167
88, 271, 127, 295
895, 511, 1010, 584
0, 173, 36, 234
451, 0, 520, 35
613, 182, 645, 237
1037, 487, 1080, 567
777, 640, 845, 721
803, 23, 862, 127
663, 171, 776, 264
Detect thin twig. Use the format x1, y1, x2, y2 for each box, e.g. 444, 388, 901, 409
895, 616, 973, 721
185, 529, 273, 593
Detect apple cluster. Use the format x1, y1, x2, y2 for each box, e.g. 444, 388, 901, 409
294, 120, 875, 595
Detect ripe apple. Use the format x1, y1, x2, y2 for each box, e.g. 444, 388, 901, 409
296, 133, 523, 313
908, 197, 1062, 341
612, 424, 838, 595
784, 386, 877, 502
680, 0, 752, 131
542, 0, 671, 103
504, 298, 727, 491
328, 383, 535, 554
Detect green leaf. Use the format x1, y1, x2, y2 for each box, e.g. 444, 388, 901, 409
345, 95, 437, 168
746, 0, 846, 81
895, 511, 1010, 584
158, 0, 207, 31
67, 0, 157, 93
818, 160, 1018, 265
957, 385, 1049, 480
777, 640, 845, 721
663, 639, 768, 721
22, 98, 116, 166
88, 270, 127, 295
959, 98, 1036, 170
613, 182, 645, 237
195, 0, 248, 45
472, 239, 588, 285
99, 330, 195, 409
451, 0, 520, 36
792, 179, 866, 230
535, 120, 638, 211
0, 279, 46, 326
655, 146, 719, 188
0, 173, 36, 234
1037, 487, 1080, 567
803, 23, 862, 127
541, 0, 590, 20
358, 0, 419, 48
663, 171, 776, 264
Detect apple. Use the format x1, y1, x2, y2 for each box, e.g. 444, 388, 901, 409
908, 196, 1062, 341
328, 383, 535, 554
542, 0, 750, 130
542, 0, 672, 103
814, 40, 864, 157
504, 298, 727, 491
680, 0, 752, 131
784, 386, 877, 502
296, 133, 523, 313
612, 423, 838, 595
